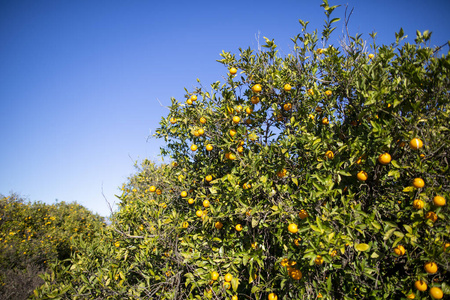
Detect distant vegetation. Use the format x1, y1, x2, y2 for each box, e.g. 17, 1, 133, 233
0, 193, 105, 299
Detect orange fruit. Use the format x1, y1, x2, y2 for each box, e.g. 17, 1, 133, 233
232, 116, 240, 124
182, 221, 189, 228
206, 144, 213, 151
211, 271, 219, 281
433, 195, 446, 206
191, 144, 198, 151
251, 96, 260, 104
409, 138, 423, 150
314, 255, 324, 265
322, 117, 329, 125
197, 128, 204, 135
156, 188, 162, 195
325, 151, 334, 159
424, 262, 438, 274
357, 171, 368, 181
378, 153, 391, 165
228, 153, 236, 160
235, 105, 242, 112
203, 200, 210, 208
180, 191, 187, 197
215, 221, 223, 229
149, 186, 156, 192
429, 287, 443, 299
425, 211, 437, 222
394, 245, 406, 256
223, 282, 231, 289
368, 54, 374, 59
224, 273, 233, 282
235, 224, 243, 231
283, 103, 292, 111
190, 95, 197, 101
414, 280, 427, 291
412, 178, 424, 188
200, 117, 207, 124
245, 107, 252, 114
196, 210, 203, 217
290, 269, 302, 280
237, 146, 244, 153
268, 293, 278, 300
186, 99, 193, 105
229, 129, 237, 137
232, 296, 238, 300
187, 198, 194, 205
252, 84, 262, 93
170, 117, 177, 124
205, 175, 213, 182
413, 199, 424, 209
288, 223, 298, 233
284, 84, 292, 91
298, 209, 308, 219
229, 67, 237, 75
277, 168, 287, 178
406, 293, 415, 299
325, 90, 332, 96
308, 88, 314, 95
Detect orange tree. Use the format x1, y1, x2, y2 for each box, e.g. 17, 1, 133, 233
0, 193, 105, 299
36, 1, 449, 299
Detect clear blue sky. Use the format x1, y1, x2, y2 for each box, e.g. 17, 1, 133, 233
1, 0, 449, 217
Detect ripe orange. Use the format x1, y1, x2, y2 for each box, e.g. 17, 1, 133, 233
308, 88, 314, 95
378, 153, 391, 165
191, 144, 198, 151
187, 198, 194, 205
290, 269, 302, 280
232, 296, 238, 300
211, 271, 219, 281
412, 178, 424, 188
394, 245, 406, 256
196, 210, 203, 217
197, 128, 204, 135
252, 84, 262, 93
410, 138, 423, 150
245, 107, 252, 114
229, 153, 236, 160
268, 293, 278, 300
206, 144, 213, 151
425, 211, 437, 222
357, 171, 368, 181
283, 103, 292, 111
182, 221, 189, 228
325, 90, 332, 96
429, 287, 443, 299
180, 191, 187, 197
215, 221, 223, 229
186, 99, 193, 105
414, 280, 427, 291
205, 175, 213, 182
203, 200, 210, 208
114, 241, 120, 247
325, 150, 334, 159
235, 105, 243, 112
229, 67, 237, 75
232, 116, 240, 124
433, 195, 446, 206
190, 95, 197, 101
298, 209, 308, 219
224, 273, 233, 282
368, 54, 374, 59
424, 262, 438, 274
170, 117, 177, 124
223, 282, 231, 289
314, 255, 324, 265
284, 84, 292, 91
277, 168, 287, 178
156, 188, 162, 195
149, 186, 156, 192
322, 117, 329, 125
406, 293, 415, 299
288, 223, 298, 233
251, 96, 260, 104
200, 117, 207, 124
229, 129, 237, 137
413, 199, 424, 209
237, 146, 244, 153
235, 224, 243, 231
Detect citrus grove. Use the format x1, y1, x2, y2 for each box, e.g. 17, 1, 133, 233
35, 1, 448, 299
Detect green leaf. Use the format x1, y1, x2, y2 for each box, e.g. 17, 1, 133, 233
355, 243, 370, 252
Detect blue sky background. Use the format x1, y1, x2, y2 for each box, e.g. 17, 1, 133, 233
1, 0, 449, 217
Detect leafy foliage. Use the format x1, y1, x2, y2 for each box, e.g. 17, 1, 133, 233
37, 1, 449, 299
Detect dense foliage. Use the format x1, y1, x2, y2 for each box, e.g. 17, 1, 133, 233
36, 1, 449, 299
0, 194, 105, 299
